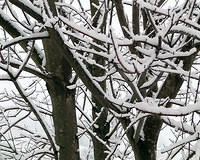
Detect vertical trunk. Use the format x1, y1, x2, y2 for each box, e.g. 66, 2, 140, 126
47, 80, 79, 160
42, 1, 79, 159
90, 55, 109, 160
90, 1, 109, 159
134, 116, 163, 160
92, 105, 109, 160
133, 47, 197, 160
44, 29, 80, 160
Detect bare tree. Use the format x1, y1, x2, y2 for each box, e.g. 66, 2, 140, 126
1, 0, 200, 160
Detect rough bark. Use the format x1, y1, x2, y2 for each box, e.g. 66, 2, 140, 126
92, 104, 109, 160
90, 1, 109, 159
91, 60, 109, 160
44, 29, 80, 160
42, 1, 80, 159
134, 45, 197, 160
123, 1, 197, 159
4, 1, 197, 159
0, 4, 80, 158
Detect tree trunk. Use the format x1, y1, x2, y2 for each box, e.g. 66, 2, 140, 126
92, 106, 109, 160
133, 44, 197, 160
44, 28, 80, 160
135, 116, 162, 160
90, 54, 109, 160
89, 1, 109, 159
41, 1, 80, 159
47, 80, 79, 160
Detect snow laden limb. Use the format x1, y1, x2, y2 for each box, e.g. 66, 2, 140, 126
13, 80, 58, 159
55, 2, 93, 29
110, 29, 136, 74
1, 0, 200, 159
0, 60, 48, 80
59, 15, 163, 48
9, 0, 43, 22
13, 41, 35, 79
162, 117, 195, 135
0, 31, 49, 50
2, 68, 58, 159
122, 100, 200, 116
0, 8, 44, 69
52, 1, 200, 158
161, 132, 200, 154
124, 0, 200, 31
54, 25, 124, 113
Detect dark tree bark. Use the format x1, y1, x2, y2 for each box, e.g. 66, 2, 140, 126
89, 1, 110, 159
43, 1, 80, 159
0, 0, 80, 159
44, 29, 79, 160
1, 0, 199, 160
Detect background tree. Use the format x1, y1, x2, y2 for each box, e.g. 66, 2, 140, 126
0, 0, 200, 160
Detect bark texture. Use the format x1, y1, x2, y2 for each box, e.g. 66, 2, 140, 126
44, 28, 80, 160
89, 1, 110, 159
133, 44, 197, 160
43, 1, 80, 159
